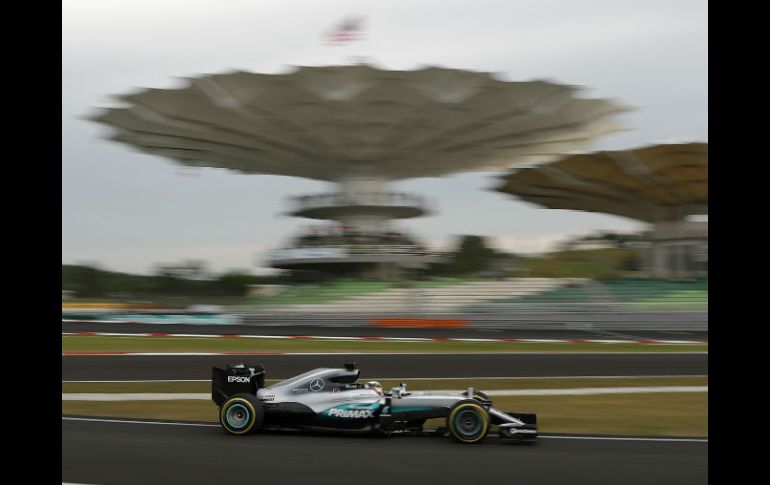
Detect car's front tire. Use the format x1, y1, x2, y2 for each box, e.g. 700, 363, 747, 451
447, 400, 490, 444
219, 393, 264, 435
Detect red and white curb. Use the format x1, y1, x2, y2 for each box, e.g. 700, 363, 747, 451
62, 330, 706, 345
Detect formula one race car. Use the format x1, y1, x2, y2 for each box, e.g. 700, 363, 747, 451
211, 362, 537, 444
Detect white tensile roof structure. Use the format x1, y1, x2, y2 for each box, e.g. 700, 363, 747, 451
90, 64, 629, 181
494, 142, 708, 223
496, 142, 708, 278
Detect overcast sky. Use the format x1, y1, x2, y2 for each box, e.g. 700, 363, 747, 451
62, 0, 708, 275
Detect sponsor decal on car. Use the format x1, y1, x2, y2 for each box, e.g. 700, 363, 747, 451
323, 403, 380, 419
228, 375, 251, 383
328, 408, 374, 418
309, 378, 325, 392
259, 395, 275, 402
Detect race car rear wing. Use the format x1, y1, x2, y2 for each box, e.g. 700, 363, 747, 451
212, 363, 265, 406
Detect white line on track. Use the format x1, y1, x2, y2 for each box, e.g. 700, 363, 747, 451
365, 337, 433, 341
61, 331, 707, 345
63, 379, 212, 383
62, 351, 708, 356
62, 386, 707, 401
291, 335, 366, 340
61, 417, 707, 442
540, 435, 708, 443
482, 386, 708, 396
63, 393, 209, 401
446, 338, 503, 342
60, 375, 708, 383
62, 416, 219, 427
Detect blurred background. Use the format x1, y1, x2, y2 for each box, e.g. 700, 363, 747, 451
63, 0, 707, 322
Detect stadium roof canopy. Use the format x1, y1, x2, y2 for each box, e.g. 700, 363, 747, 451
495, 142, 707, 223
90, 64, 629, 181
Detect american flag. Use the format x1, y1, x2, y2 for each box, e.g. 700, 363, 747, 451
323, 16, 365, 45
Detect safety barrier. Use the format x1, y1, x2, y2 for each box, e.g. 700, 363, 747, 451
234, 311, 707, 331
369, 318, 471, 328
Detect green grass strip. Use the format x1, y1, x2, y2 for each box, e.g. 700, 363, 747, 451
62, 335, 708, 354
62, 391, 707, 437
62, 376, 707, 394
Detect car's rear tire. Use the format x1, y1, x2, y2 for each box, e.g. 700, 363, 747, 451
220, 393, 264, 435
447, 400, 489, 444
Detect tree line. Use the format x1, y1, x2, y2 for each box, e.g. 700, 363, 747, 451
62, 261, 284, 298
63, 232, 643, 298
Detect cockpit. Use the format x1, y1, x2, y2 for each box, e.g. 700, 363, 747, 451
267, 362, 382, 394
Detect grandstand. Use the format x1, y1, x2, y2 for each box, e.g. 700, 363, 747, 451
228, 276, 707, 315
234, 278, 583, 314
463, 277, 708, 313
239, 279, 395, 307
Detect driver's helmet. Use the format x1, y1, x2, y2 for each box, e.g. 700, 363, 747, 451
364, 381, 383, 395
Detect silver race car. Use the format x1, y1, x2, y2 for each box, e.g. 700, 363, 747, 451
212, 362, 537, 444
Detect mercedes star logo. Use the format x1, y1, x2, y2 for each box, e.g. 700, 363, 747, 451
309, 378, 324, 392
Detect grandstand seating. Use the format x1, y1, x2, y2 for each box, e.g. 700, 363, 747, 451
235, 278, 583, 314
464, 278, 708, 312
228, 277, 707, 314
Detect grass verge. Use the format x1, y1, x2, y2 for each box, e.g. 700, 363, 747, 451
62, 393, 706, 437
62, 335, 707, 354
62, 376, 707, 393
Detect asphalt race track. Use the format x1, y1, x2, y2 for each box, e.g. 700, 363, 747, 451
62, 418, 708, 485
62, 352, 707, 381
62, 326, 708, 483
62, 323, 708, 482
